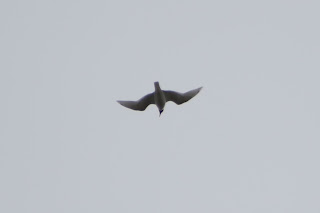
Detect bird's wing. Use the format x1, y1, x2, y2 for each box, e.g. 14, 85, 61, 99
117, 93, 155, 111
164, 87, 202, 105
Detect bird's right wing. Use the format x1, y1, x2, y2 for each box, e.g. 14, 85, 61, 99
117, 93, 155, 111
164, 87, 202, 105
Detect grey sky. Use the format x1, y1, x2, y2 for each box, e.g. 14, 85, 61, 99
1, 0, 320, 212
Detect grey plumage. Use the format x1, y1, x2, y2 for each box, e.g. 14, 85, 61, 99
117, 82, 202, 115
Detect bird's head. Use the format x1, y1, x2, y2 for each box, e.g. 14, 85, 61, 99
159, 109, 164, 117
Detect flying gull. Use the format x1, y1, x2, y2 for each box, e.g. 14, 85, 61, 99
117, 82, 202, 116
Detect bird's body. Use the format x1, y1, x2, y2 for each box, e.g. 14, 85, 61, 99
117, 82, 202, 116
154, 82, 166, 112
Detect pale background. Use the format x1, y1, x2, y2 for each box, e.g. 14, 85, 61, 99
1, 1, 320, 212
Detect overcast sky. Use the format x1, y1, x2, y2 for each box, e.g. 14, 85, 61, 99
1, 1, 320, 212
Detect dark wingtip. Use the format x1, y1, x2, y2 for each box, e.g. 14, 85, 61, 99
117, 100, 124, 106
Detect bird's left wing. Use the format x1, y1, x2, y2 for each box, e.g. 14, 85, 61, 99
164, 87, 202, 105
117, 93, 155, 111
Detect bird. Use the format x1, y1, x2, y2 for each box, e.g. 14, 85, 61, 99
117, 82, 202, 116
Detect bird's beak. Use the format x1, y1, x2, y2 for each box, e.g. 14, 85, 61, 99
159, 110, 163, 117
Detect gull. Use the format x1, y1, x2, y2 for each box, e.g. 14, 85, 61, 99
117, 82, 202, 116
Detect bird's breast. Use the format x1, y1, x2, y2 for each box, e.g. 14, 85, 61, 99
154, 91, 166, 109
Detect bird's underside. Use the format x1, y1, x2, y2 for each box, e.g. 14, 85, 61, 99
117, 86, 202, 111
